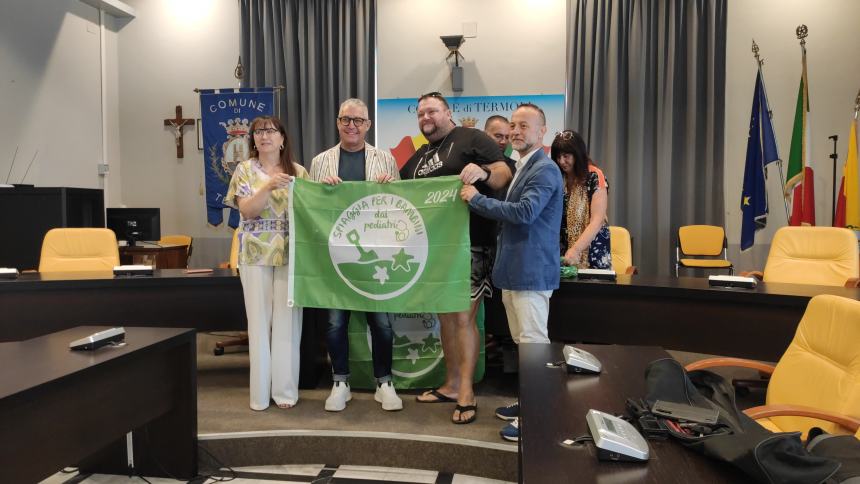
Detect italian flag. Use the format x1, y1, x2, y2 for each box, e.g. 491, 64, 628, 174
785, 53, 815, 226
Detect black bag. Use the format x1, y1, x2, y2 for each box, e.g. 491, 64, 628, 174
643, 358, 841, 484
806, 428, 860, 483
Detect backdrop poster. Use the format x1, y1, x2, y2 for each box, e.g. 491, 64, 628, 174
377, 94, 565, 168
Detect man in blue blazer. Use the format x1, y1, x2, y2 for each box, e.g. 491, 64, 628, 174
460, 103, 563, 441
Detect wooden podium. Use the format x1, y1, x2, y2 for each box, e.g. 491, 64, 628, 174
119, 244, 189, 269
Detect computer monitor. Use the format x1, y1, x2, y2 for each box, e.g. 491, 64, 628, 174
106, 208, 161, 246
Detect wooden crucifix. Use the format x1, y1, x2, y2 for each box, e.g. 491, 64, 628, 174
163, 105, 195, 158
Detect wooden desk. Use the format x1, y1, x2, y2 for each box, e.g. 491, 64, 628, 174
518, 343, 751, 483
546, 275, 860, 361
0, 269, 244, 341
0, 269, 325, 388
0, 326, 196, 482
120, 244, 189, 268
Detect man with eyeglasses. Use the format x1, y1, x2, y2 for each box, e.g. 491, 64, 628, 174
309, 98, 402, 413
401, 92, 513, 425
460, 103, 563, 441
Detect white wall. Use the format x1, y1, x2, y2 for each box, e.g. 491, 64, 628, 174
0, 0, 104, 189
377, 0, 566, 98
116, 0, 241, 266
6, 0, 855, 270
724, 0, 860, 268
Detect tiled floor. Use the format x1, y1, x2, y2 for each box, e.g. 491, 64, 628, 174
42, 464, 514, 484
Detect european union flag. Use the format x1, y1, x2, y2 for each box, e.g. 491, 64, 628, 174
740, 70, 780, 251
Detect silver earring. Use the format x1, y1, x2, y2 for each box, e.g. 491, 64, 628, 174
279, 144, 284, 150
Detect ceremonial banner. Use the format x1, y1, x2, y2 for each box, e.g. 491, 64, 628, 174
288, 176, 470, 313
199, 88, 275, 227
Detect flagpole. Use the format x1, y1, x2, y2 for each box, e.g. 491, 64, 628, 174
855, 90, 860, 121
829, 135, 839, 225
798, 26, 810, 224
753, 39, 790, 222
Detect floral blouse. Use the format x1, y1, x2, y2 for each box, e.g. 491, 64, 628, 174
225, 159, 309, 266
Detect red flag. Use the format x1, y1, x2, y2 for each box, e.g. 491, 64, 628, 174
390, 136, 416, 170
835, 177, 846, 227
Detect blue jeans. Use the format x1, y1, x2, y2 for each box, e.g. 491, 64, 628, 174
326, 310, 393, 383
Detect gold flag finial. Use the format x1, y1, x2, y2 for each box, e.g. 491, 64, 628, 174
752, 39, 763, 66
234, 56, 245, 80
855, 89, 860, 114
796, 24, 808, 46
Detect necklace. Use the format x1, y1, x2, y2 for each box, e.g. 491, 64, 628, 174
413, 129, 454, 178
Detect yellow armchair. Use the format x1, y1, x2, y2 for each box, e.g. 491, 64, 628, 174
158, 234, 193, 257
609, 225, 637, 274
686, 294, 860, 438
744, 226, 859, 287
216, 229, 239, 269
39, 228, 120, 273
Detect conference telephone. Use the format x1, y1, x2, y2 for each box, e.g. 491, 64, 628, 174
586, 409, 650, 462
563, 345, 602, 374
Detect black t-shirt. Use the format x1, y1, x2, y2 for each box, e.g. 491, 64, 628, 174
400, 127, 505, 247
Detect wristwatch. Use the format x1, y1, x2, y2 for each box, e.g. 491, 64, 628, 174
480, 165, 492, 182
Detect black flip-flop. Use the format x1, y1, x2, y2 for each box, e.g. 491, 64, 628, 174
452, 403, 477, 424
415, 389, 456, 403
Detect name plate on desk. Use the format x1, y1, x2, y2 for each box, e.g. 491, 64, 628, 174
113, 265, 154, 276
578, 269, 617, 281
708, 275, 756, 289
0, 268, 19, 279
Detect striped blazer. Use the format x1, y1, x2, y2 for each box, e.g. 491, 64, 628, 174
308, 143, 400, 182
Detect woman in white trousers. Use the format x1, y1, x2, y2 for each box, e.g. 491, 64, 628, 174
226, 115, 308, 410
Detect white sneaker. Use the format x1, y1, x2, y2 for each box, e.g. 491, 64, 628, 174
374, 381, 403, 411
324, 381, 351, 412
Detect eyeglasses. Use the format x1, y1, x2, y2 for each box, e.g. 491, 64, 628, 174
554, 130, 576, 140
253, 128, 280, 136
337, 116, 368, 127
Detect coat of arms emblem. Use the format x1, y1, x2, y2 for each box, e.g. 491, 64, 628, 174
209, 117, 251, 184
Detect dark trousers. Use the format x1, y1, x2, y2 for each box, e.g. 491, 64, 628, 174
326, 309, 393, 383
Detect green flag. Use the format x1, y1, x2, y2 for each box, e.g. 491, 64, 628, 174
288, 176, 471, 313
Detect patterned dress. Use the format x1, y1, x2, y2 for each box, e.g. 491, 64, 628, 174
559, 166, 612, 269
224, 159, 309, 266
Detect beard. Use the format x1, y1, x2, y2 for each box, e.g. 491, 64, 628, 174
512, 139, 534, 153
420, 122, 438, 138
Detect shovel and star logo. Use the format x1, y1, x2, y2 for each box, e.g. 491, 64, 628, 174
329, 194, 428, 300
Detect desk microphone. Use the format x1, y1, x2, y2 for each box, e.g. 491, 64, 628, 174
113, 265, 154, 276
0, 268, 19, 279
69, 327, 126, 351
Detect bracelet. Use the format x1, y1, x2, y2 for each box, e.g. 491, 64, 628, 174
480, 165, 492, 182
